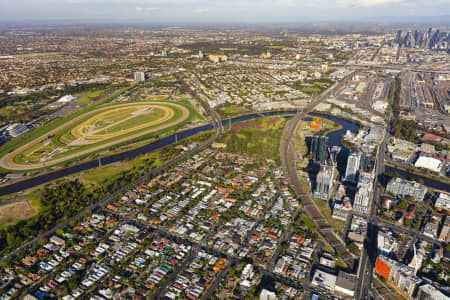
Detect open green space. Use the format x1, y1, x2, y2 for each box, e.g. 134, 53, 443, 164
0, 129, 213, 254
0, 84, 204, 172
218, 116, 292, 162
157, 75, 176, 81
75, 89, 108, 103
300, 215, 316, 231
8, 101, 191, 168
314, 199, 345, 235
217, 104, 251, 118
12, 52, 62, 58
293, 79, 334, 95
0, 85, 134, 163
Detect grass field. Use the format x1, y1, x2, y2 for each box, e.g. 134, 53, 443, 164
294, 116, 342, 159
0, 128, 213, 227
294, 79, 335, 95
0, 191, 41, 227
0, 199, 39, 227
12, 52, 62, 58
314, 199, 345, 235
218, 116, 292, 162
0, 85, 134, 163
76, 89, 109, 103
217, 104, 251, 118
145, 95, 169, 101
1, 99, 196, 171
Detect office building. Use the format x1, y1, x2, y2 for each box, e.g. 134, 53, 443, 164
311, 136, 329, 164
354, 174, 374, 216
330, 146, 341, 163
241, 264, 254, 281
386, 177, 427, 202
345, 152, 361, 183
396, 30, 403, 44
313, 165, 335, 200
409, 243, 426, 274
134, 71, 146, 82
423, 216, 440, 238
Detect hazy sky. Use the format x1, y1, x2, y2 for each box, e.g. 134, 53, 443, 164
1, 0, 449, 23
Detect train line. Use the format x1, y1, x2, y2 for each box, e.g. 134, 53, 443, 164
279, 75, 357, 270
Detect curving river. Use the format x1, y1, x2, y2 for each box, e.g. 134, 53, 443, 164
0, 111, 447, 196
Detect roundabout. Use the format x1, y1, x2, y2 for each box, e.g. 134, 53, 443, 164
0, 102, 190, 170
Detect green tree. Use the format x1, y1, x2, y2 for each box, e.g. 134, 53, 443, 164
398, 200, 408, 209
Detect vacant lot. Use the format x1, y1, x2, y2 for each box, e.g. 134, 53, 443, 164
0, 199, 39, 227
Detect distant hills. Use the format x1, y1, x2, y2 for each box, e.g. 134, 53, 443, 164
363, 15, 450, 25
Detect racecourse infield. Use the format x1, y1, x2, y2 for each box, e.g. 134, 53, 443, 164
0, 102, 190, 171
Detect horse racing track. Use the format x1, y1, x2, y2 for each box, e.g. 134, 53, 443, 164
0, 102, 190, 171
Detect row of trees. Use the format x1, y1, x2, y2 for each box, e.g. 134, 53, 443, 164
0, 137, 196, 257
0, 82, 117, 124
0, 156, 161, 256
0, 180, 97, 255
391, 77, 417, 141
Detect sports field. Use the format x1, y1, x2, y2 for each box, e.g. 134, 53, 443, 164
0, 101, 191, 170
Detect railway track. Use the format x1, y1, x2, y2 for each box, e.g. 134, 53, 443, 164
372, 277, 401, 300
279, 75, 357, 270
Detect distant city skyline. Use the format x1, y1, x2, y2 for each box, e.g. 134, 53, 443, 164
1, 0, 450, 23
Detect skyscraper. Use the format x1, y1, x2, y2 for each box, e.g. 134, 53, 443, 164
395, 30, 402, 44
344, 152, 361, 183
430, 29, 440, 49
313, 165, 335, 200
413, 30, 420, 48
311, 136, 328, 164
403, 31, 411, 47
359, 153, 373, 172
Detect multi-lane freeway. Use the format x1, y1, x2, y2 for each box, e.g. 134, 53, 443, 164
356, 98, 392, 300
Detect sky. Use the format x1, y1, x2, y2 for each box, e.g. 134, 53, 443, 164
1, 0, 449, 23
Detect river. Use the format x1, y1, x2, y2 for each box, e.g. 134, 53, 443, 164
0, 111, 447, 196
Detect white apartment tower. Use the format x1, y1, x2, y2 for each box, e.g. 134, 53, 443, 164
345, 153, 361, 183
